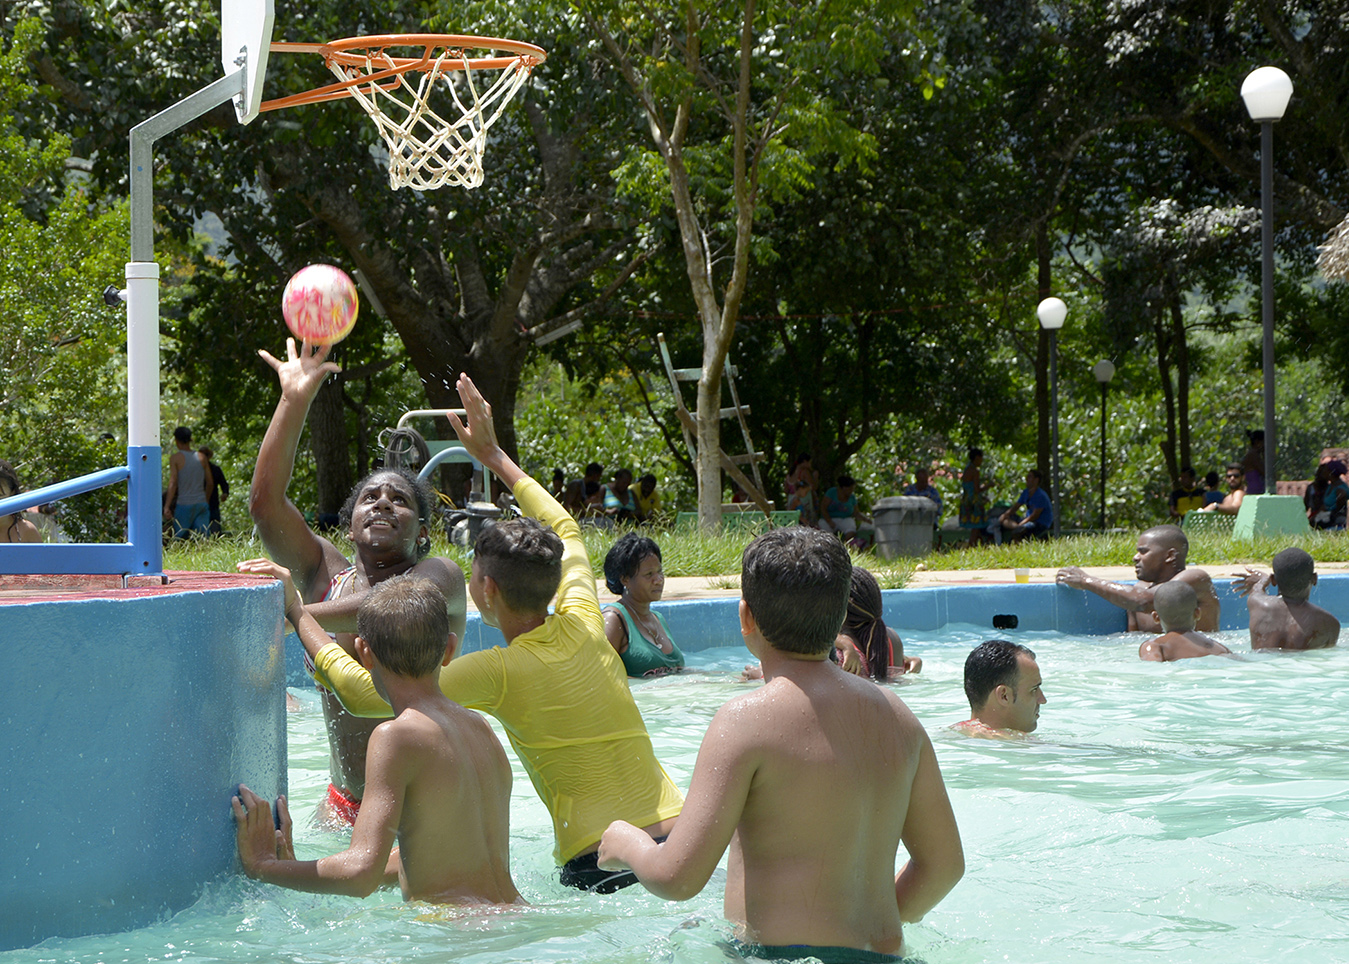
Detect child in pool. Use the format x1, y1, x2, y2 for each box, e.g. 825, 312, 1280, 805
1233, 547, 1340, 650
1139, 581, 1231, 661
598, 526, 964, 962
232, 572, 519, 905
297, 374, 682, 893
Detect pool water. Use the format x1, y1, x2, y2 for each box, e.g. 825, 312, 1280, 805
5, 629, 1348, 964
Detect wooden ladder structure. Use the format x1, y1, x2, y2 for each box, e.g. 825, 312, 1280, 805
656, 332, 773, 515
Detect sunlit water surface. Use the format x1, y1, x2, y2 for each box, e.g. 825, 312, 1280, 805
6, 628, 1349, 964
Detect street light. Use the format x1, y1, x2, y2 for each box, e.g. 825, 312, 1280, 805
1037, 296, 1067, 537
1241, 65, 1293, 494
1093, 359, 1116, 530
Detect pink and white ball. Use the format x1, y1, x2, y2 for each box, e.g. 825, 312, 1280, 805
281, 264, 359, 346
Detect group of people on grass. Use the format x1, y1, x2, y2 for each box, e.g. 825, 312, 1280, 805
555, 463, 661, 525
222, 339, 1337, 964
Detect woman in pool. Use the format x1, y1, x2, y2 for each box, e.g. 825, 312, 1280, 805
834, 566, 921, 679
603, 533, 685, 678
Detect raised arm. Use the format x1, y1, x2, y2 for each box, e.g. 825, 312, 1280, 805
894, 733, 964, 922
249, 339, 348, 602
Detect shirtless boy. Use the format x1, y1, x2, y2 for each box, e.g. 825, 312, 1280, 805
1233, 547, 1340, 650
1139, 582, 1231, 661
233, 572, 518, 904
953, 639, 1046, 737
250, 339, 466, 827
1056, 524, 1218, 633
299, 374, 683, 892
597, 527, 963, 961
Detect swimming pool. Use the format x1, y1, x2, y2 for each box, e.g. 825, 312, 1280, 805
5, 619, 1346, 964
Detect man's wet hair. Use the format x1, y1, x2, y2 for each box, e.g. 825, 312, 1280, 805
1272, 547, 1316, 599
475, 516, 564, 613
1153, 581, 1198, 632
741, 526, 851, 655
338, 467, 438, 560
603, 532, 662, 596
1226, 461, 1243, 474
357, 575, 450, 678
1142, 524, 1188, 563
964, 640, 1036, 711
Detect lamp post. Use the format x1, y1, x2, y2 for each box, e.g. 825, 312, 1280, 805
1241, 65, 1293, 494
1037, 297, 1067, 537
1093, 359, 1116, 530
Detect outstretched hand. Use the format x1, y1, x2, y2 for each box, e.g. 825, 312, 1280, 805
258, 338, 340, 403
1056, 566, 1088, 588
1232, 567, 1271, 598
446, 374, 501, 462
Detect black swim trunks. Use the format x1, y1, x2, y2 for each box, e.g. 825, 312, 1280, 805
558, 836, 668, 894
730, 940, 911, 964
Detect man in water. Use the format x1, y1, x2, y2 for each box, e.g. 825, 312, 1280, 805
953, 639, 1046, 736
250, 338, 465, 827
1056, 524, 1218, 633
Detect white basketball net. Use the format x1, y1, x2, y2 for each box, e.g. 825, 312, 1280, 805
328, 46, 537, 191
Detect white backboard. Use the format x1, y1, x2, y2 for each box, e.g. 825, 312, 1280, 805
221, 0, 275, 124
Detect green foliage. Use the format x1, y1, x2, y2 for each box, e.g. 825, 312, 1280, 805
0, 19, 132, 541
514, 356, 695, 511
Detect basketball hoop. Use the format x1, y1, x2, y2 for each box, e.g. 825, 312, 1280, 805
263, 35, 547, 191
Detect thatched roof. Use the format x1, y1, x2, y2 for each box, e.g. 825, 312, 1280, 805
1317, 215, 1349, 281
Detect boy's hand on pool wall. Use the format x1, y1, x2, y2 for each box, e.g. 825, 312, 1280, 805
233, 784, 287, 876
237, 558, 302, 619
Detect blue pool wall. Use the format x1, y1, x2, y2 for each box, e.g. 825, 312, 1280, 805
285, 573, 1349, 685
0, 577, 288, 952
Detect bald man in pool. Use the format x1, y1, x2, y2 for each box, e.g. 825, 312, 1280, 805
1055, 525, 1218, 633
1139, 582, 1230, 661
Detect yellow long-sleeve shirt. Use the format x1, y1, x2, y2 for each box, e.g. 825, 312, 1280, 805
312, 475, 683, 863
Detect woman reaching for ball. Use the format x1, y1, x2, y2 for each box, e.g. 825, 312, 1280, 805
247, 337, 466, 828
603, 533, 684, 678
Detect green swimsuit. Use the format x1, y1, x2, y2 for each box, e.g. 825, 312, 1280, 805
606, 602, 685, 677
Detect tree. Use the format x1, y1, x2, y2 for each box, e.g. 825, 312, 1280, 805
0, 18, 132, 541
584, 0, 923, 526
19, 0, 651, 513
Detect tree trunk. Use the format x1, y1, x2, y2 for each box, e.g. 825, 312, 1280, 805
1169, 287, 1191, 471
1154, 305, 1179, 482
310, 378, 352, 517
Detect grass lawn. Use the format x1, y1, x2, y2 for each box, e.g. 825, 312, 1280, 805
162, 522, 1348, 591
